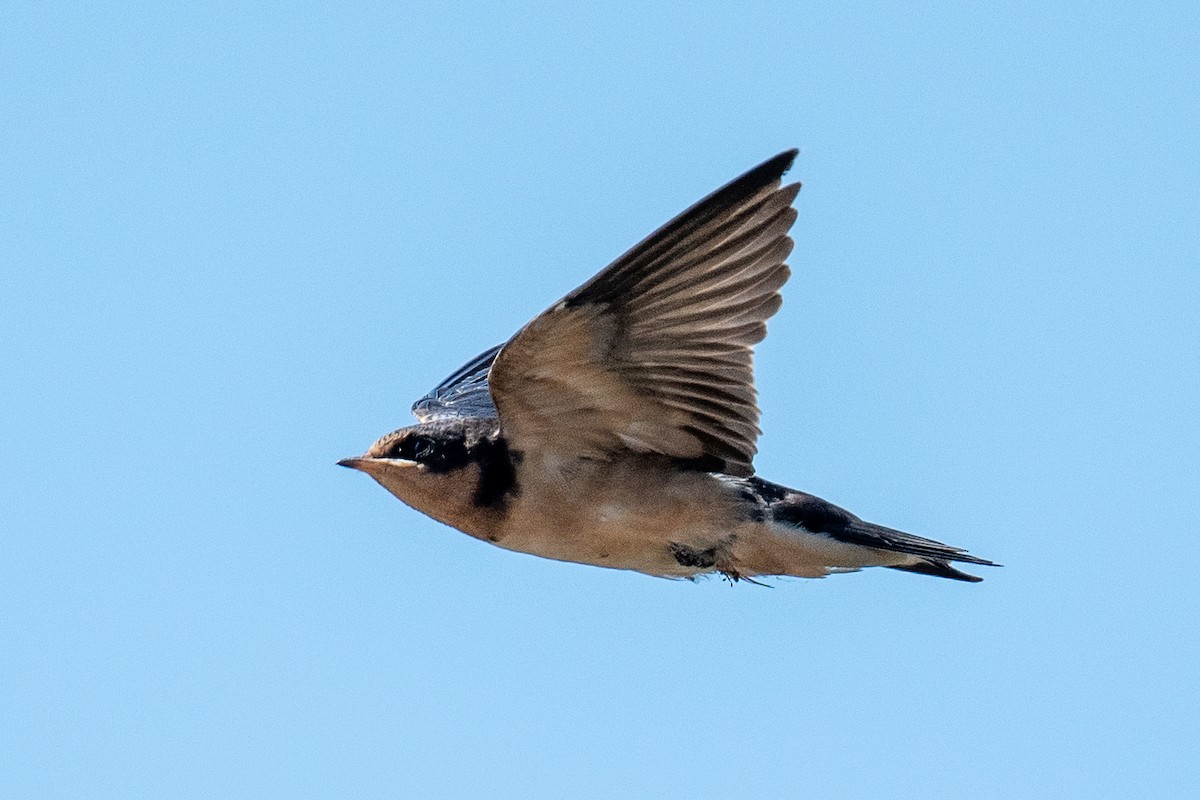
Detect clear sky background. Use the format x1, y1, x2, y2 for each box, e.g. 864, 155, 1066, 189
3, 2, 1197, 798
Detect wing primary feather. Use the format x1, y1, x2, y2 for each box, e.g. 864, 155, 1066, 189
582, 186, 799, 309
635, 249, 793, 317
564, 151, 798, 309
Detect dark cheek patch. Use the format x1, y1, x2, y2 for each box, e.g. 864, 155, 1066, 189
472, 438, 520, 508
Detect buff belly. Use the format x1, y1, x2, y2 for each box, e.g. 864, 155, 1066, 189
488, 460, 917, 579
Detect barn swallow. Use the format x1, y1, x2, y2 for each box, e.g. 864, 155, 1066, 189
340, 150, 997, 582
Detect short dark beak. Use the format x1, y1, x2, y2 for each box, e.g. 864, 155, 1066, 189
337, 457, 367, 470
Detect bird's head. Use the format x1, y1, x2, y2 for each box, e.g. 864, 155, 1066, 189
338, 418, 514, 538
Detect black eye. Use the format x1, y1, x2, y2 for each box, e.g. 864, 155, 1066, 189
404, 436, 435, 461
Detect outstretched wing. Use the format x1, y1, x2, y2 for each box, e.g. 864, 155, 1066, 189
488, 150, 800, 477
411, 343, 503, 421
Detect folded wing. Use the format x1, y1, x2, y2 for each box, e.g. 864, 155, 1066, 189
411, 343, 503, 422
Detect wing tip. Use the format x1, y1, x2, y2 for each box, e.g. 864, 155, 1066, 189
745, 148, 800, 188
699, 150, 801, 216
769, 147, 800, 175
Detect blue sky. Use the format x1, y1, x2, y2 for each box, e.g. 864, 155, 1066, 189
3, 2, 1197, 797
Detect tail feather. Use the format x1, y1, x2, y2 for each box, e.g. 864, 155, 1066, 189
745, 478, 999, 579
889, 559, 985, 583
839, 519, 998, 567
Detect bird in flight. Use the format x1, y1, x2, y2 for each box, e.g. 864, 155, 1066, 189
340, 150, 996, 583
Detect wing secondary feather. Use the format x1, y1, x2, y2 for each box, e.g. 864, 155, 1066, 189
488, 150, 801, 476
